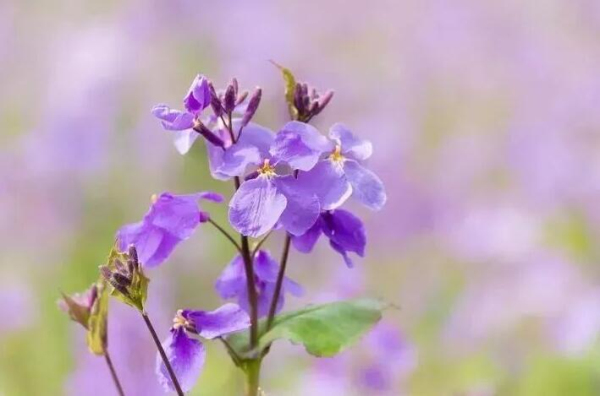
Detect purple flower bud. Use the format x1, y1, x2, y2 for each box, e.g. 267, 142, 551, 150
231, 78, 239, 95
314, 90, 334, 115
100, 266, 113, 282
293, 83, 304, 114
208, 82, 222, 117
193, 122, 225, 148
112, 272, 132, 287
236, 90, 249, 106
224, 83, 237, 113
241, 88, 262, 127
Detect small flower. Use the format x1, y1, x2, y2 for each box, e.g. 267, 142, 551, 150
100, 245, 149, 312
151, 74, 215, 154
215, 250, 303, 317
228, 121, 329, 237
117, 191, 223, 267
156, 304, 250, 393
59, 283, 99, 329
292, 209, 366, 268
297, 123, 386, 211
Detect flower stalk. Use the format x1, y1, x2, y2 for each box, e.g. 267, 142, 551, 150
104, 351, 126, 396
266, 233, 292, 329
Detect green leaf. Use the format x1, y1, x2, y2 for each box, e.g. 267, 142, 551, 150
270, 60, 298, 120
86, 281, 109, 355
227, 298, 386, 359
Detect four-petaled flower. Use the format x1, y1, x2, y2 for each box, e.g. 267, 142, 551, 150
228, 121, 331, 237
117, 191, 222, 267
157, 304, 250, 392
297, 123, 386, 211
292, 209, 366, 268
215, 250, 303, 317
151, 74, 212, 154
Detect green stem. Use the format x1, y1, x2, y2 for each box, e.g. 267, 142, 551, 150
142, 312, 184, 396
266, 233, 292, 329
245, 359, 262, 396
208, 218, 242, 253
104, 350, 126, 396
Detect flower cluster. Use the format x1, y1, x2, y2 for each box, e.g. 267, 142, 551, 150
61, 70, 387, 396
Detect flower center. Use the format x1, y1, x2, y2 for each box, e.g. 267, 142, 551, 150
257, 159, 277, 177
173, 309, 193, 330
330, 145, 344, 163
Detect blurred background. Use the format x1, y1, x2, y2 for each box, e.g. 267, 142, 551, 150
2, 0, 600, 395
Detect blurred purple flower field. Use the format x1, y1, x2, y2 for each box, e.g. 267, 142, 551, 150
2, 0, 600, 395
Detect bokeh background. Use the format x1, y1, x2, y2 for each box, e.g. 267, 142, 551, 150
2, 0, 600, 395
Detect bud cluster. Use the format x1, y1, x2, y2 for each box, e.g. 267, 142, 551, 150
292, 82, 334, 122
100, 245, 149, 312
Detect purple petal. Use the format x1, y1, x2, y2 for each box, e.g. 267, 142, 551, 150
344, 160, 386, 211
117, 222, 165, 267
215, 255, 246, 299
330, 240, 355, 268
297, 160, 352, 210
215, 142, 261, 178
186, 304, 250, 339
253, 250, 280, 282
255, 282, 279, 318
228, 177, 287, 237
156, 328, 205, 393
149, 193, 203, 240
321, 209, 366, 257
270, 121, 333, 171
274, 176, 320, 236
291, 219, 323, 253
183, 74, 211, 114
151, 104, 195, 131
173, 129, 199, 155
236, 121, 275, 157
283, 278, 305, 297
329, 123, 373, 161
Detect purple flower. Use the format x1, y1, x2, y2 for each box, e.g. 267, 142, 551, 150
117, 191, 222, 267
156, 304, 250, 393
297, 123, 386, 211
151, 74, 211, 154
293, 209, 366, 268
215, 250, 303, 317
228, 121, 328, 237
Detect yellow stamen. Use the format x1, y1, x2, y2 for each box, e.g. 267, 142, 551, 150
257, 158, 277, 177
173, 309, 191, 329
151, 193, 158, 204
330, 145, 344, 163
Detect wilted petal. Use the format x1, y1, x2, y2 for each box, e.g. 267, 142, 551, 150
344, 160, 386, 211
329, 123, 373, 161
274, 176, 320, 236
215, 142, 261, 178
186, 304, 250, 339
215, 255, 246, 299
173, 129, 199, 155
151, 104, 195, 131
291, 220, 323, 253
270, 121, 333, 171
297, 160, 352, 210
156, 328, 205, 393
229, 177, 287, 237
321, 210, 366, 257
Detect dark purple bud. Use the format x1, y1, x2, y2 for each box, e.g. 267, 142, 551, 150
300, 83, 309, 97
241, 88, 262, 127
193, 122, 225, 148
108, 278, 130, 297
314, 90, 334, 115
209, 82, 222, 117
113, 258, 127, 274
236, 90, 249, 106
224, 83, 236, 113
231, 78, 239, 95
293, 83, 304, 114
100, 266, 113, 282
308, 100, 319, 115
112, 272, 132, 287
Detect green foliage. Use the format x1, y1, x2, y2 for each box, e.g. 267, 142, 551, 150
86, 281, 109, 355
227, 298, 385, 361
270, 60, 298, 120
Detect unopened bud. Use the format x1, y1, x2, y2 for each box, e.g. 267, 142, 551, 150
231, 78, 239, 95
314, 90, 334, 115
193, 122, 225, 148
112, 272, 132, 288
224, 83, 237, 113
241, 88, 262, 127
209, 83, 222, 117
236, 90, 249, 106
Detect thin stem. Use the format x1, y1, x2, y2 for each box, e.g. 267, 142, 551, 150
104, 351, 125, 396
208, 218, 242, 253
141, 312, 184, 396
245, 359, 262, 396
218, 337, 242, 367
266, 233, 292, 329
240, 232, 259, 348
251, 230, 272, 259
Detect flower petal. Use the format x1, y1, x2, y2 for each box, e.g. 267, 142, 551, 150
236, 121, 275, 157
186, 303, 250, 340
274, 176, 321, 236
215, 142, 261, 178
329, 123, 373, 161
215, 255, 246, 299
297, 160, 352, 210
156, 328, 205, 393
344, 160, 387, 211
321, 210, 366, 257
117, 222, 164, 267
283, 277, 305, 297
270, 121, 333, 171
149, 193, 202, 240
253, 250, 280, 282
329, 240, 355, 268
229, 177, 287, 237
151, 104, 195, 131
184, 74, 211, 114
173, 129, 199, 155
291, 219, 323, 253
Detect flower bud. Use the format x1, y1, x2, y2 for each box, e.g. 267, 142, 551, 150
314, 90, 334, 115
224, 83, 237, 113
241, 87, 262, 127
209, 82, 222, 117
236, 90, 249, 106
193, 122, 225, 148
